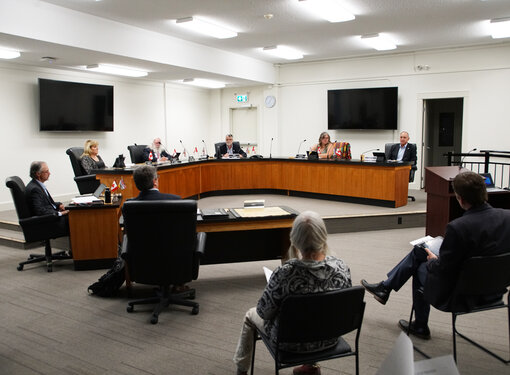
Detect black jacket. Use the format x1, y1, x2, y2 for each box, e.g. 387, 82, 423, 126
25, 179, 61, 217
216, 143, 247, 158
389, 143, 417, 164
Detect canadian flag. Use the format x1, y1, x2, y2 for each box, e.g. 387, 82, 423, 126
173, 149, 177, 156
111, 180, 118, 192
252, 146, 256, 152
194, 147, 198, 153
148, 151, 153, 161
317, 147, 321, 154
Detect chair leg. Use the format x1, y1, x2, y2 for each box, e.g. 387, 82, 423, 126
407, 304, 431, 359
250, 333, 257, 375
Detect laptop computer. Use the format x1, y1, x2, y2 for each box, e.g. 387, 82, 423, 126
373, 152, 386, 162
78, 183, 106, 198
479, 173, 505, 192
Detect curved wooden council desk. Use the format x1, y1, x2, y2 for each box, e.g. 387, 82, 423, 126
96, 158, 412, 208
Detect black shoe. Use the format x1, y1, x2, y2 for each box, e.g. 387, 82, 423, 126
360, 279, 390, 305
399, 319, 431, 340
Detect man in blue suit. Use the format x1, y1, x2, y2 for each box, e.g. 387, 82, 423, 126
388, 131, 417, 163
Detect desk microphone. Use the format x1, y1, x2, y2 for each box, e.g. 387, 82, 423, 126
296, 139, 306, 158
180, 140, 194, 162
459, 148, 477, 169
270, 137, 274, 159
200, 139, 209, 159
360, 148, 379, 161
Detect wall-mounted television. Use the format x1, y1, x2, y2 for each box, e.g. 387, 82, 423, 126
39, 78, 114, 131
328, 87, 398, 130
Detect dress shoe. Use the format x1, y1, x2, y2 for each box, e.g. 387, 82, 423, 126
360, 279, 390, 305
293, 364, 321, 375
398, 319, 431, 340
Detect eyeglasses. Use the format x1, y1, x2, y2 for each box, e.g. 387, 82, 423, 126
155, 141, 161, 145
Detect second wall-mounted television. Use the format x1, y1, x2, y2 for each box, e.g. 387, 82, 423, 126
328, 87, 398, 130
39, 78, 114, 131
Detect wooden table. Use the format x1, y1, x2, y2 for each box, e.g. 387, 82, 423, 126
67, 202, 121, 270
96, 158, 412, 208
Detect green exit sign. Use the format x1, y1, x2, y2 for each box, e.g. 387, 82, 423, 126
236, 94, 248, 103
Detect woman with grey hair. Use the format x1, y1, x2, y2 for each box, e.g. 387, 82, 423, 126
233, 211, 352, 375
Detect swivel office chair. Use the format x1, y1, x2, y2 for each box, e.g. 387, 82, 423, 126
5, 176, 72, 272
66, 147, 101, 195
127, 144, 147, 164
123, 199, 206, 324
214, 141, 242, 158
385, 143, 417, 201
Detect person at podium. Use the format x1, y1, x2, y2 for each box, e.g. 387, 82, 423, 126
388, 131, 417, 163
143, 137, 171, 162
310, 132, 335, 159
360, 171, 510, 340
216, 134, 247, 158
81, 139, 106, 174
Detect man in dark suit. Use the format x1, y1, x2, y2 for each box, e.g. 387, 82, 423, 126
388, 131, 417, 163
216, 134, 247, 158
25, 161, 69, 235
143, 137, 172, 163
361, 171, 510, 339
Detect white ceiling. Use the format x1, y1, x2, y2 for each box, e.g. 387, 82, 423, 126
1, 0, 510, 86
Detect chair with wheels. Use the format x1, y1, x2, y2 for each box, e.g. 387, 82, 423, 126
127, 144, 147, 164
250, 286, 366, 375
66, 147, 101, 195
385, 143, 417, 201
5, 176, 71, 272
122, 199, 205, 324
407, 253, 510, 364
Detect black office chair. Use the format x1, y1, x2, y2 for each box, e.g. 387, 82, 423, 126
123, 200, 206, 324
214, 141, 241, 158
385, 143, 417, 201
407, 253, 510, 364
250, 286, 366, 375
127, 144, 147, 164
5, 176, 72, 272
66, 147, 101, 195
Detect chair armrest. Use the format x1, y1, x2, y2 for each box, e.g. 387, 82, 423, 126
74, 174, 97, 183
19, 214, 59, 226
192, 232, 207, 280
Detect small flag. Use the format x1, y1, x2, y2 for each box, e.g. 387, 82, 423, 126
173, 148, 177, 156
252, 146, 255, 152
148, 151, 153, 161
111, 180, 118, 192
119, 177, 126, 190
317, 147, 321, 154
194, 146, 198, 153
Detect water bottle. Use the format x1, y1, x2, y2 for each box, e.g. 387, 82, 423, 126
104, 188, 111, 204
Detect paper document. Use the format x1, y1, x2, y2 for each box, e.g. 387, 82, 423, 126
410, 236, 443, 256
263, 266, 273, 283
71, 196, 103, 204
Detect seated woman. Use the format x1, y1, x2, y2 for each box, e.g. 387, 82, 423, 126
310, 132, 335, 159
233, 211, 352, 375
81, 139, 105, 174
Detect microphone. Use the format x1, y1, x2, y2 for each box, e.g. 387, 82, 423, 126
360, 148, 380, 161
296, 139, 306, 158
180, 140, 194, 162
459, 148, 477, 169
200, 139, 209, 160
270, 137, 274, 159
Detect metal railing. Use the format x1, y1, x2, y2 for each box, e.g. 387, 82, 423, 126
445, 150, 510, 189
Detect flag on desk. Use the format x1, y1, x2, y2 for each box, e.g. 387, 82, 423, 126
317, 147, 321, 154
111, 180, 118, 192
119, 177, 126, 190
252, 146, 256, 153
148, 151, 153, 161
173, 149, 177, 157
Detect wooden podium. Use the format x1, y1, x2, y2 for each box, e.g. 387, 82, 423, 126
425, 166, 510, 237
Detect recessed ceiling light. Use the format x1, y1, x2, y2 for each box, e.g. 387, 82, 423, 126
490, 17, 510, 39
0, 48, 20, 59
86, 64, 148, 77
360, 34, 397, 51
262, 45, 304, 60
175, 17, 237, 39
298, 0, 355, 23
181, 78, 226, 89
264, 14, 274, 20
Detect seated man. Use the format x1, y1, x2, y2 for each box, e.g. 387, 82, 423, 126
25, 161, 69, 235
233, 211, 352, 375
143, 137, 171, 162
216, 134, 247, 158
388, 131, 417, 163
361, 171, 510, 339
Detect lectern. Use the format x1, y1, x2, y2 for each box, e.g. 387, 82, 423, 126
425, 166, 510, 237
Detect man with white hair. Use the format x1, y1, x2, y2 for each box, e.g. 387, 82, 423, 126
143, 137, 171, 162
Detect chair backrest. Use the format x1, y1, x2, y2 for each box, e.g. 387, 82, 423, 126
453, 253, 510, 298
123, 199, 198, 286
384, 143, 394, 160
5, 176, 31, 220
127, 144, 147, 164
66, 147, 87, 177
277, 286, 366, 344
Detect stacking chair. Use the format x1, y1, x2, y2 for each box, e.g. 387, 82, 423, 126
66, 147, 101, 194
5, 176, 71, 272
250, 286, 366, 375
407, 253, 510, 364
385, 143, 417, 201
122, 199, 206, 324
127, 144, 147, 164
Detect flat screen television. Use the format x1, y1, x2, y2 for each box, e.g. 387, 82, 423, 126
39, 78, 114, 131
328, 87, 398, 130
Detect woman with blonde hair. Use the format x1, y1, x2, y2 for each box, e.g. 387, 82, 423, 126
81, 139, 105, 174
233, 211, 352, 375
310, 132, 335, 159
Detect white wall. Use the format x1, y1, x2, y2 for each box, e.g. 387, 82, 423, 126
0, 62, 213, 209
219, 44, 510, 188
